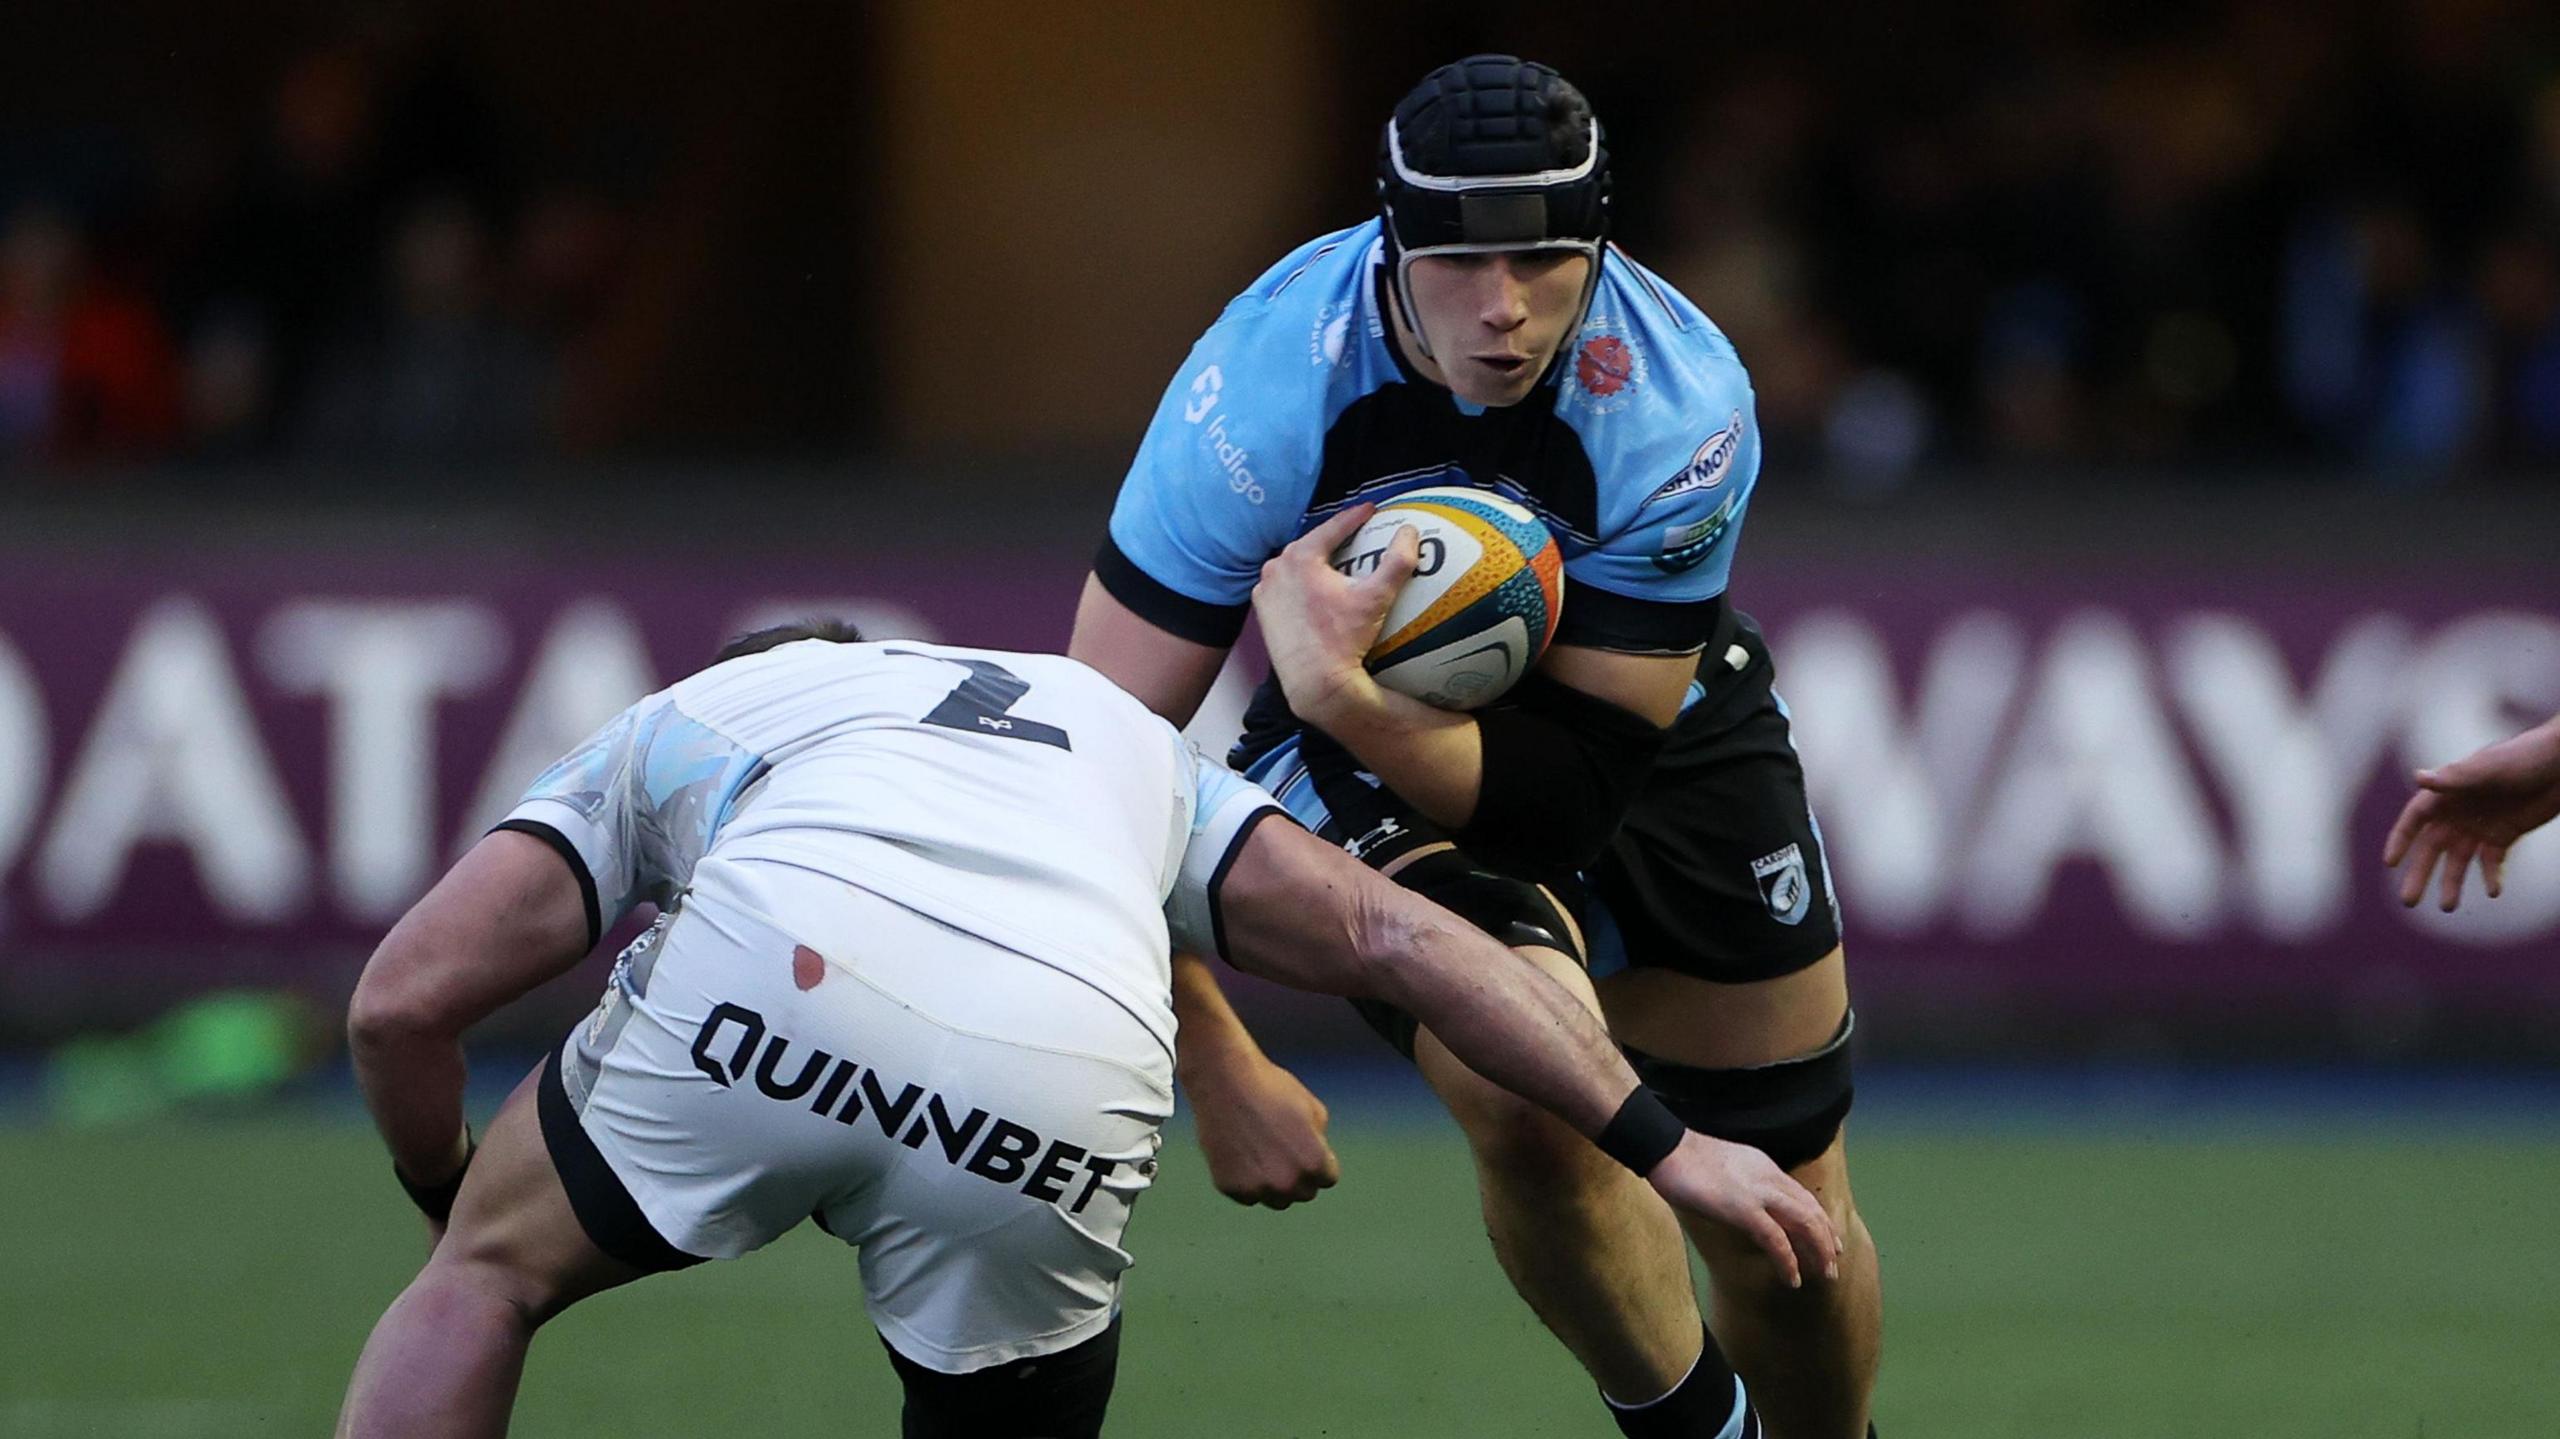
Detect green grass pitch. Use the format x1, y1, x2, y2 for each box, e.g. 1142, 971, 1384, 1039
5, 1115, 2557, 1436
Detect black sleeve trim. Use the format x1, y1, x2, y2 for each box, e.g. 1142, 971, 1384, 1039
1553, 583, 1729, 656
1093, 535, 1252, 648
493, 818, 601, 951
1207, 805, 1292, 967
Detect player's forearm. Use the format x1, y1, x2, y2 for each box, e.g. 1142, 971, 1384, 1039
1213, 820, 1622, 1128
1170, 950, 1272, 1088
344, 833, 593, 1187
2525, 714, 2560, 777
1296, 675, 1484, 828
347, 1015, 472, 1185
1359, 896, 1635, 1139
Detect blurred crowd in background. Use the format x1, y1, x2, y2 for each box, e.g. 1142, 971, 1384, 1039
1606, 0, 2560, 483
0, 27, 638, 471
2, 0, 2556, 482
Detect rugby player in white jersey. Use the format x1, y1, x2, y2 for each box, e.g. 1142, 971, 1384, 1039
334, 615, 1837, 1439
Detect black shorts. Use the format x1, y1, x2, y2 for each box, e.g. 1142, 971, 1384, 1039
1583, 610, 1844, 985
1233, 609, 1843, 993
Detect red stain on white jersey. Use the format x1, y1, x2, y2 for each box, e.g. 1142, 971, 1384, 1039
792, 945, 826, 991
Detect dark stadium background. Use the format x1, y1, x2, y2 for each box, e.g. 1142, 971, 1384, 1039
2, 4, 2555, 1436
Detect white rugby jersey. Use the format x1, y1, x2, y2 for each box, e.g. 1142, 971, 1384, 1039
499, 638, 1282, 1055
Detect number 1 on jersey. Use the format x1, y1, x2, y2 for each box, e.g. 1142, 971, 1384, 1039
887, 651, 1073, 750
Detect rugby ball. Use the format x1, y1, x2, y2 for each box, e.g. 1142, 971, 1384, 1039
1330, 486, 1563, 710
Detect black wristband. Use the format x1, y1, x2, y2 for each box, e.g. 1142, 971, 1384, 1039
395, 1132, 476, 1224
1594, 1088, 1687, 1176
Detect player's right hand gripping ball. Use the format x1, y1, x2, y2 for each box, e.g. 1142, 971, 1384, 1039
1330, 486, 1562, 710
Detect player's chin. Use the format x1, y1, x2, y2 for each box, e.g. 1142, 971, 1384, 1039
1454, 360, 1543, 407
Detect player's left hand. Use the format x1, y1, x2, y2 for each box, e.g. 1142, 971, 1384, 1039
1646, 1131, 1840, 1290
1254, 504, 1420, 727
1182, 1048, 1342, 1209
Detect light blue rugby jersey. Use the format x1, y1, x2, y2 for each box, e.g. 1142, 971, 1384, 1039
1099, 218, 1761, 658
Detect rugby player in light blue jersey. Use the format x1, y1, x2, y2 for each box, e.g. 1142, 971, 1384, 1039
1070, 56, 1878, 1439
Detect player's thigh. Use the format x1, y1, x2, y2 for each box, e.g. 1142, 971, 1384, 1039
1586, 951, 1859, 1182
882, 1314, 1124, 1439
432, 1064, 648, 1322
1594, 951, 1847, 1069
1585, 643, 1850, 1067
1582, 667, 1864, 1173
1576, 686, 1863, 1177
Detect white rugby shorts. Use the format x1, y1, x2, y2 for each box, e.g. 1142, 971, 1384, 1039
545, 856, 1174, 1373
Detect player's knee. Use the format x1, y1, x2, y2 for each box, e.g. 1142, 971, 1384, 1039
1787, 1136, 1863, 1236
1689, 1200, 1847, 1308
1696, 1185, 1873, 1325
1448, 1076, 1619, 1196
1391, 850, 1584, 963
432, 1208, 607, 1328
411, 1246, 561, 1331
1637, 1014, 1865, 1292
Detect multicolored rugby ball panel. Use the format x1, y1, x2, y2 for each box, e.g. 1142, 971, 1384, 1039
1330, 486, 1564, 711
